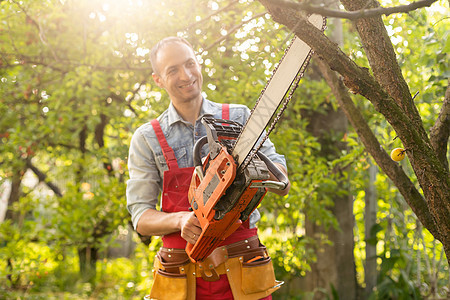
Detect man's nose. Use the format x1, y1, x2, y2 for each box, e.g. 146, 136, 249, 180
179, 66, 191, 80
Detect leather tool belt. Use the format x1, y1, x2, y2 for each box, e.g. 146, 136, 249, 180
159, 235, 262, 281
149, 236, 283, 300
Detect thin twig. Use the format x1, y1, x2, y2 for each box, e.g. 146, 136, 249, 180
11, 0, 60, 61
26, 159, 63, 197
199, 12, 267, 54
182, 0, 240, 32
265, 0, 438, 20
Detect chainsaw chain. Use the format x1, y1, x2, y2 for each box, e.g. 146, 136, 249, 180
237, 16, 327, 172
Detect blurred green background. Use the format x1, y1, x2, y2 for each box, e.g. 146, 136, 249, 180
0, 0, 448, 299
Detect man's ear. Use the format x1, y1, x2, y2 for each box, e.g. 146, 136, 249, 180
152, 73, 165, 89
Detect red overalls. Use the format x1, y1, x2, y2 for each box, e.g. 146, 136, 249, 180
150, 104, 270, 299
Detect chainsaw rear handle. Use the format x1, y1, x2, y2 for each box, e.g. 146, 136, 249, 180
252, 151, 289, 191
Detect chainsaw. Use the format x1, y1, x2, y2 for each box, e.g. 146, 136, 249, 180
186, 13, 326, 262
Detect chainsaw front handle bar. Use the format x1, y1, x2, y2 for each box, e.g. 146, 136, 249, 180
193, 136, 208, 181
192, 136, 288, 190
252, 151, 289, 191
193, 136, 208, 169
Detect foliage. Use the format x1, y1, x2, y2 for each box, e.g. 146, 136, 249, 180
0, 0, 448, 299
347, 2, 449, 298
0, 232, 157, 299
46, 176, 128, 249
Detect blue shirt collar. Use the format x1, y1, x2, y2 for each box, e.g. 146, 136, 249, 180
167, 98, 219, 126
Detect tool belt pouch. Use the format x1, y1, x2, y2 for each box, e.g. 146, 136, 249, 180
241, 254, 277, 294
225, 244, 281, 299
149, 251, 191, 300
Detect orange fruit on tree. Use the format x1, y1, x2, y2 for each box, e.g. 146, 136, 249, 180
390, 148, 406, 161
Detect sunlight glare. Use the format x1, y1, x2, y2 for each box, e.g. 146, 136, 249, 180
136, 47, 150, 57
210, 1, 219, 10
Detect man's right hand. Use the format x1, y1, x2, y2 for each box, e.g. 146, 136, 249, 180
179, 211, 202, 245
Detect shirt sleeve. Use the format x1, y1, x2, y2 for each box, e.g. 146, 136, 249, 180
126, 128, 161, 230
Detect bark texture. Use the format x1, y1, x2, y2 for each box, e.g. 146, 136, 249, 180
4, 170, 24, 222
430, 79, 450, 170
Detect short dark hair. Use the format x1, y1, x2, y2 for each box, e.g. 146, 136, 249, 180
150, 36, 194, 74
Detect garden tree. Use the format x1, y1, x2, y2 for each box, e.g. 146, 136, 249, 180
0, 0, 152, 282
258, 0, 450, 264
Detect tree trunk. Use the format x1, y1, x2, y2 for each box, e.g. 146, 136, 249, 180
4, 169, 24, 222
364, 162, 378, 297
4, 167, 25, 287
294, 8, 358, 297
301, 99, 357, 299
78, 246, 98, 283
304, 192, 357, 300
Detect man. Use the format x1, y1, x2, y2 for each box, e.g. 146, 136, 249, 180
127, 36, 290, 300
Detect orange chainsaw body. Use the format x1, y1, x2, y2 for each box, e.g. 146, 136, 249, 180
185, 118, 269, 262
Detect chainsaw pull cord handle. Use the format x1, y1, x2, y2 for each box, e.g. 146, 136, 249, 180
254, 151, 289, 191
193, 136, 209, 180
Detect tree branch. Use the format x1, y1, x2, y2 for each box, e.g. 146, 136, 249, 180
0, 51, 152, 72
316, 59, 440, 240
339, 0, 428, 142
430, 79, 450, 171
182, 0, 240, 32
109, 75, 151, 115
25, 159, 63, 197
199, 12, 267, 54
17, 56, 150, 72
265, 0, 438, 20
94, 113, 114, 175
11, 0, 60, 61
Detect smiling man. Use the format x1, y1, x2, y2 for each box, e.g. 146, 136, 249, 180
151, 39, 204, 124
126, 36, 290, 299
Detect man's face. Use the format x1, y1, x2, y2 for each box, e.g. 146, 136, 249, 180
152, 42, 203, 106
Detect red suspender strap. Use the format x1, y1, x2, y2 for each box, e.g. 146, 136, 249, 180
222, 103, 229, 120
151, 104, 228, 169
150, 119, 179, 170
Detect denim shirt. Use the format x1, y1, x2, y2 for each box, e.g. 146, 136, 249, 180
126, 98, 287, 230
